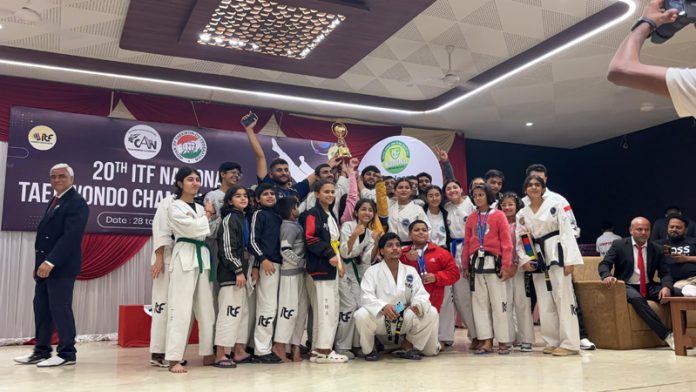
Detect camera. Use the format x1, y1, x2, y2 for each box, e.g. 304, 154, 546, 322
651, 0, 696, 44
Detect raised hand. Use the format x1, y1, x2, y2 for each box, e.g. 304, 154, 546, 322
433, 145, 448, 162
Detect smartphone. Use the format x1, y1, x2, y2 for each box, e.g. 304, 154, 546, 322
663, 244, 673, 256
394, 303, 405, 313
241, 112, 258, 127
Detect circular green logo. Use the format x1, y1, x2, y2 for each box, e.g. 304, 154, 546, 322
380, 141, 410, 174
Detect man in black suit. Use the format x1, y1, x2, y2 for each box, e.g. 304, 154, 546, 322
14, 163, 89, 367
598, 217, 674, 349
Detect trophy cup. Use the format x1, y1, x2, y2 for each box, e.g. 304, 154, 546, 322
328, 122, 352, 161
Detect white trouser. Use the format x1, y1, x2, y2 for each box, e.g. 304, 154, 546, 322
165, 262, 215, 361
472, 272, 510, 342
335, 269, 361, 350
439, 265, 477, 339
274, 271, 309, 345
150, 265, 170, 354
354, 307, 440, 356
215, 285, 249, 347
312, 276, 339, 350
253, 265, 281, 355
438, 286, 455, 343
508, 268, 534, 344
533, 266, 580, 351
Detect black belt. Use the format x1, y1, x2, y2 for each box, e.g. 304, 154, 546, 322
524, 230, 562, 295
385, 310, 405, 344
468, 251, 502, 291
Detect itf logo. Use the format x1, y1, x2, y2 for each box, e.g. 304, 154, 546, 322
124, 125, 161, 160
172, 130, 207, 164
27, 125, 57, 151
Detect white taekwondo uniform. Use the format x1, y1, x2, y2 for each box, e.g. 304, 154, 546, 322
354, 262, 439, 356
335, 220, 375, 350
149, 194, 175, 354
439, 198, 477, 342
165, 200, 216, 362
516, 194, 583, 351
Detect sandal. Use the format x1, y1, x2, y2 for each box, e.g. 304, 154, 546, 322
474, 347, 493, 355
498, 345, 511, 355
469, 338, 481, 351
312, 350, 349, 364
234, 355, 255, 364
212, 359, 236, 368
392, 349, 422, 360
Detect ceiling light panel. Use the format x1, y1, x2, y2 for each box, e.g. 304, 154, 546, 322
198, 0, 346, 60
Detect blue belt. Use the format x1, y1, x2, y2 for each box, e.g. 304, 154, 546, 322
450, 238, 464, 258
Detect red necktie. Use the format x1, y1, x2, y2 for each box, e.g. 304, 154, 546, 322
635, 244, 647, 297
48, 196, 58, 210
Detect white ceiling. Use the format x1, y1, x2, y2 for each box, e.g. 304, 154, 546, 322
0, 0, 693, 148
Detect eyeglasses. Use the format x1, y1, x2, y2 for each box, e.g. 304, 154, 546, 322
225, 170, 242, 178
49, 174, 69, 180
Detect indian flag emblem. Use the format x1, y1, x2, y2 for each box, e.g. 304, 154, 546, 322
172, 130, 207, 163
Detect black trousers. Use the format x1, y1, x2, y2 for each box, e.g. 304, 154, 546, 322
33, 277, 77, 361
625, 283, 671, 340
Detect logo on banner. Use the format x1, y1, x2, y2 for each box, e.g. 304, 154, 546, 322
380, 140, 410, 174
172, 130, 207, 163
124, 125, 161, 160
27, 125, 57, 151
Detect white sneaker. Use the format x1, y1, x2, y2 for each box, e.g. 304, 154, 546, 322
580, 338, 596, 350
13, 353, 50, 365
36, 356, 75, 367
664, 333, 675, 350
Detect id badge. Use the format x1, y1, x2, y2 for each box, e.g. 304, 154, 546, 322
478, 248, 485, 259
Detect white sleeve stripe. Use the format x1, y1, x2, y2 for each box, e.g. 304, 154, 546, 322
221, 215, 240, 267
249, 210, 264, 256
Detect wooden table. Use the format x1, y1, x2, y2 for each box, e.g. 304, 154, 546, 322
661, 297, 696, 356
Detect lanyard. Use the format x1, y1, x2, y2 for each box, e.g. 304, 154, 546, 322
476, 209, 490, 251
417, 248, 427, 274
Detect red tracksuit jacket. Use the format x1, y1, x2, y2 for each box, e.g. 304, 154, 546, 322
400, 242, 460, 311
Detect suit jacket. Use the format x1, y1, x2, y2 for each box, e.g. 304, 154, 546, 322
35, 187, 90, 279
598, 237, 673, 289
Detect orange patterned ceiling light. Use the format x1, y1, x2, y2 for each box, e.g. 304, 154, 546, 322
198, 0, 346, 59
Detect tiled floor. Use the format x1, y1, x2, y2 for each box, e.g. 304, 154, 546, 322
1, 329, 694, 392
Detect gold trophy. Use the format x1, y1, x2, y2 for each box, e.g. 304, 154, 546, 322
328, 122, 352, 160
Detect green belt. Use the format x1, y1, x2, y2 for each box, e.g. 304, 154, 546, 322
176, 237, 214, 282
343, 257, 361, 285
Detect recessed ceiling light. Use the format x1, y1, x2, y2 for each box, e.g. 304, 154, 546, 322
198, 0, 345, 59
0, 24, 3, 30
525, 122, 534, 127
199, 33, 211, 41
0, 0, 635, 116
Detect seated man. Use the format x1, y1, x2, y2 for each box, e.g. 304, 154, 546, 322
400, 220, 460, 313
651, 206, 696, 241
659, 214, 696, 295
354, 232, 440, 361
598, 217, 675, 349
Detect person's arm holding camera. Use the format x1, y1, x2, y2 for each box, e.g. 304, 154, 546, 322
607, 0, 678, 96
